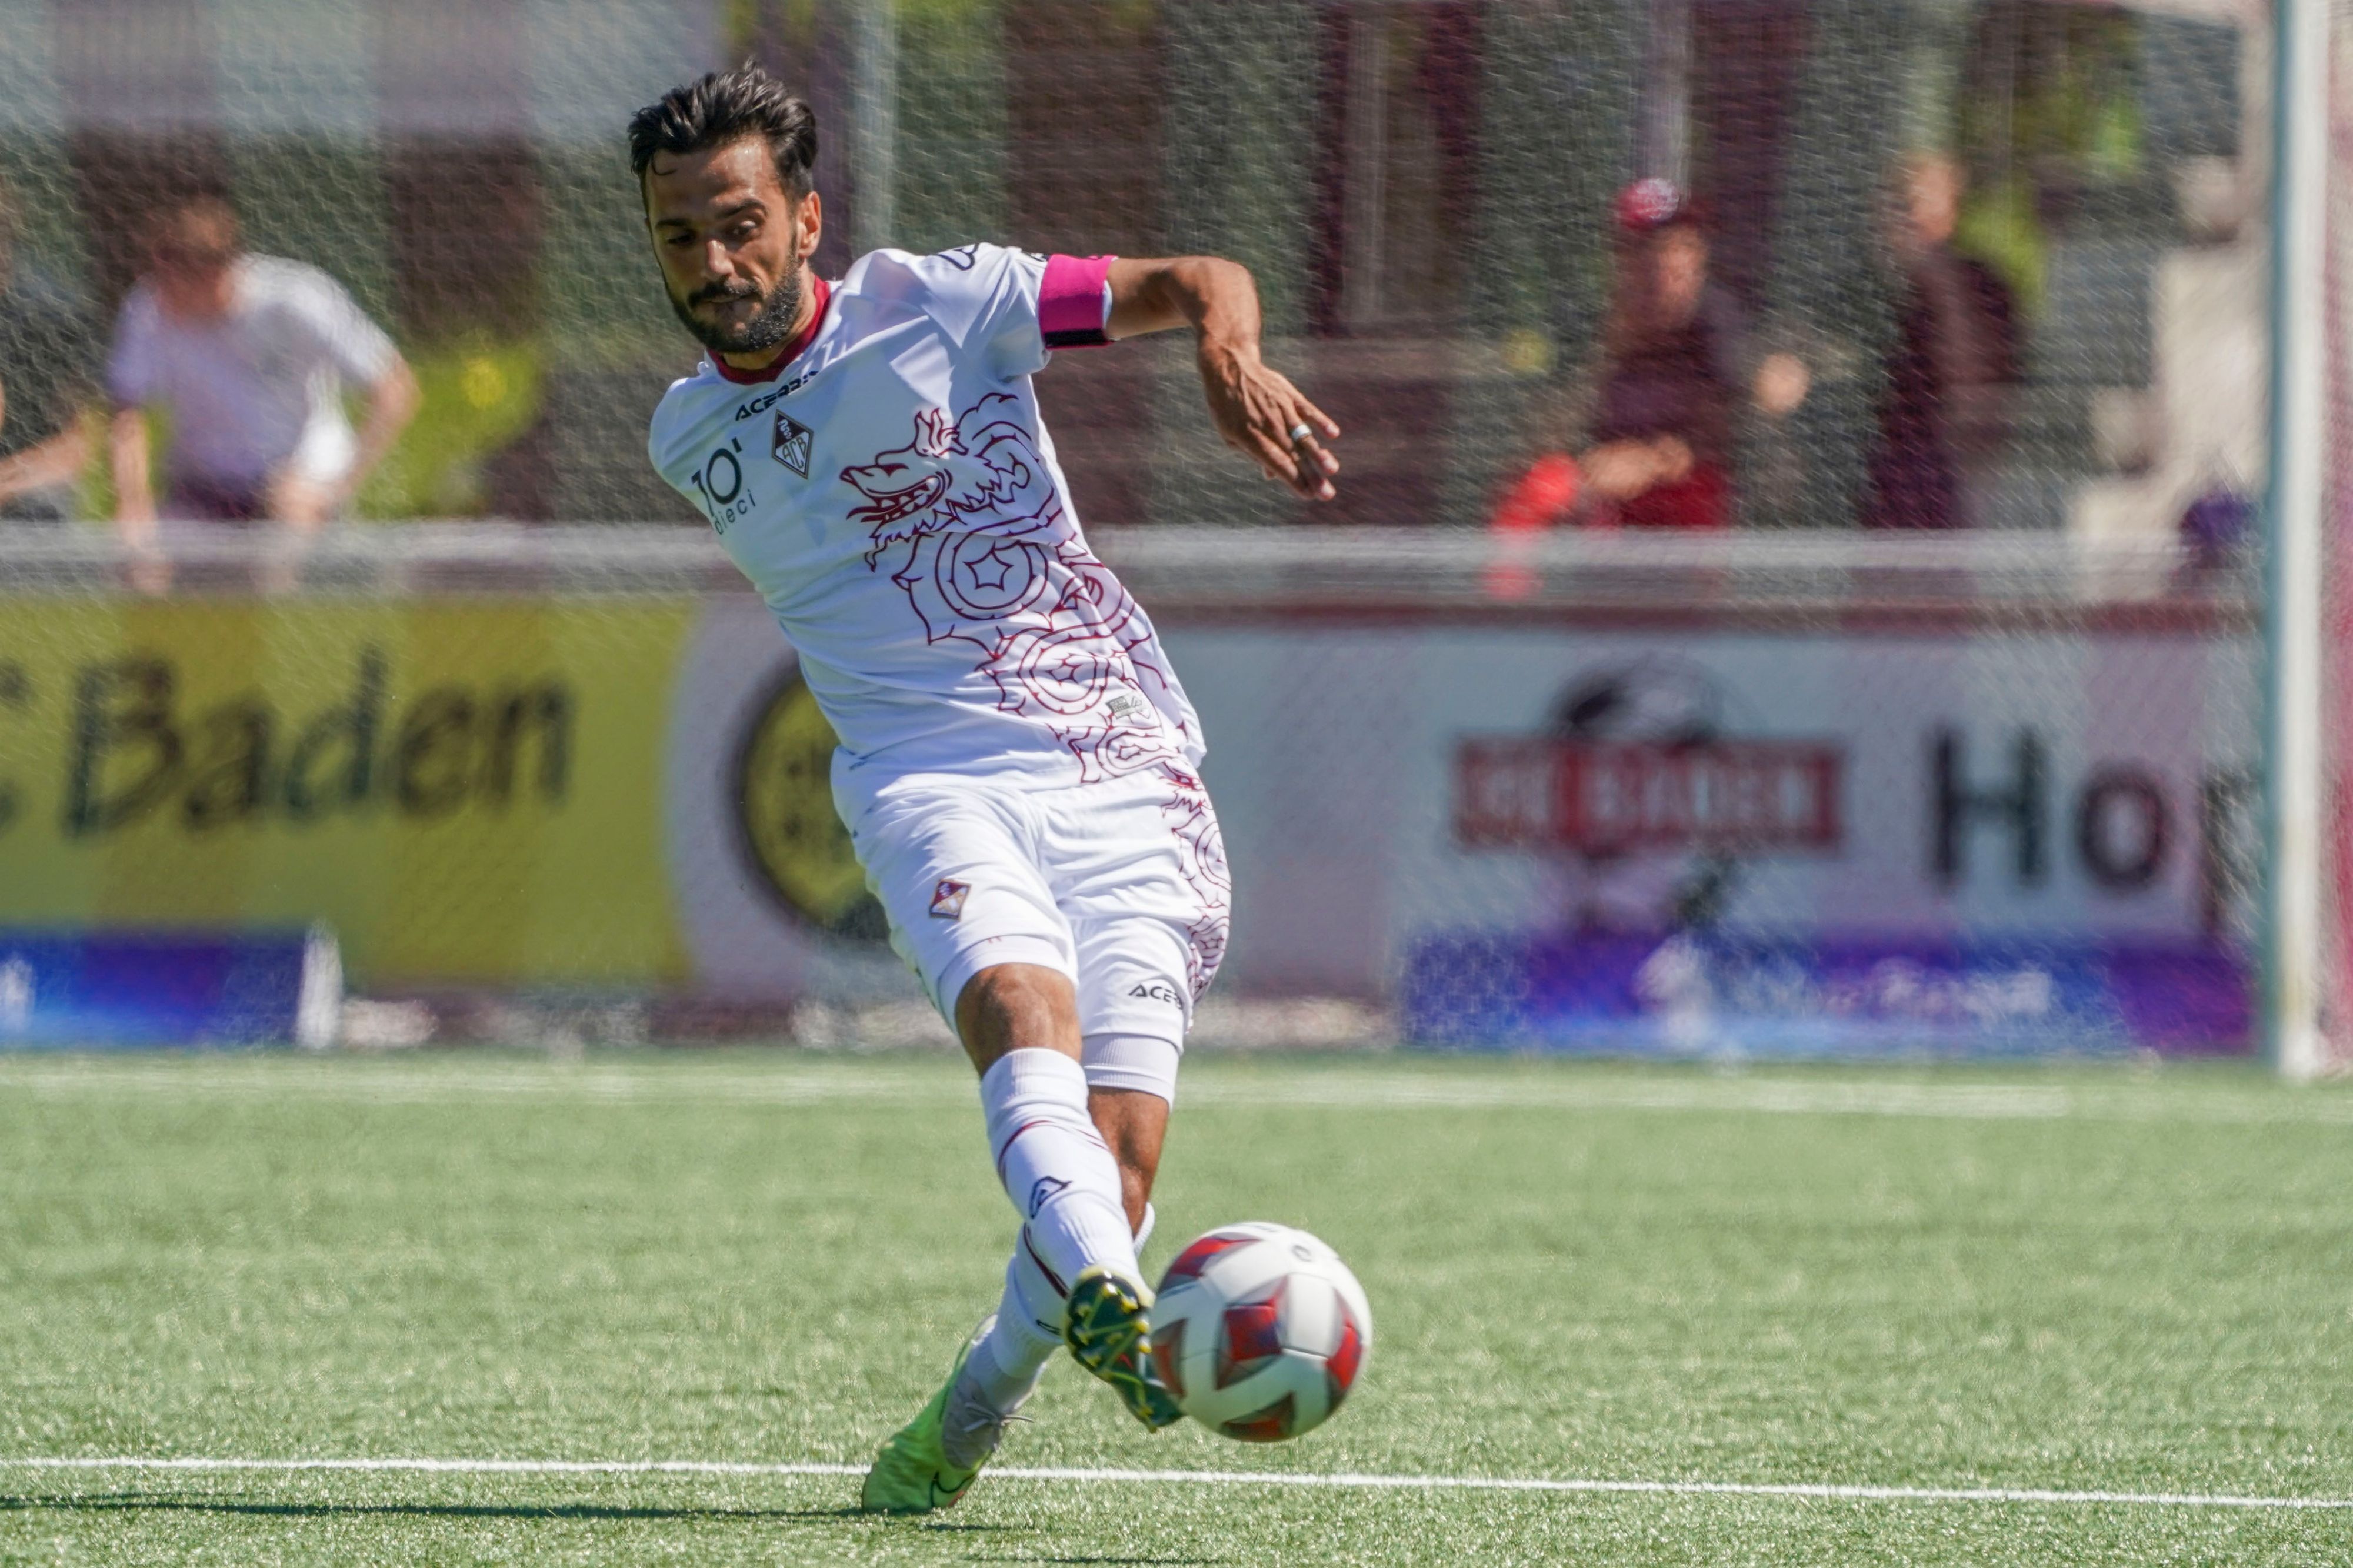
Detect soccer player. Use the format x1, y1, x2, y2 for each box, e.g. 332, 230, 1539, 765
630, 65, 1339, 1513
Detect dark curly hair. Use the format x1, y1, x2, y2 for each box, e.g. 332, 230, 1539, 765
628, 62, 818, 199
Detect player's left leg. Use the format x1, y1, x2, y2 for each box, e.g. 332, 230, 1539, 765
944, 1082, 1167, 1479
959, 762, 1226, 1443
841, 773, 1132, 1512
951, 1065, 1178, 1462
865, 956, 1174, 1512
879, 765, 1227, 1504
951, 971, 1179, 1441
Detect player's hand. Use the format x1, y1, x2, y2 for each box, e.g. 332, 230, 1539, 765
1198, 343, 1341, 502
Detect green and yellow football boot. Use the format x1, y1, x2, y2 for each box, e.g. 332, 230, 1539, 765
1062, 1265, 1184, 1431
859, 1336, 995, 1514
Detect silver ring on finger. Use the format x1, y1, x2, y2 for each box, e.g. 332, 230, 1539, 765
1287, 423, 1314, 445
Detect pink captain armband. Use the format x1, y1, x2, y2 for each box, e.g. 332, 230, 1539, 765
1039, 253, 1116, 349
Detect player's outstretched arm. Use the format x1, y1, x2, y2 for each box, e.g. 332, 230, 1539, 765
1105, 257, 1339, 502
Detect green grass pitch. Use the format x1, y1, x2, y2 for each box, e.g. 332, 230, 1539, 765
1, 1050, 2349, 1564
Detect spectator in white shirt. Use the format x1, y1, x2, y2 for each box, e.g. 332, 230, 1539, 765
108, 191, 419, 569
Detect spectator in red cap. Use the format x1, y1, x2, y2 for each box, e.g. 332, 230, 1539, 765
1493, 179, 1808, 535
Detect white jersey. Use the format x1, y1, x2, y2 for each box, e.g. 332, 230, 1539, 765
649, 243, 1204, 783
108, 256, 397, 489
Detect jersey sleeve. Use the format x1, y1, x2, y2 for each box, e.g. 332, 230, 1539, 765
902, 244, 1115, 382
287, 268, 398, 384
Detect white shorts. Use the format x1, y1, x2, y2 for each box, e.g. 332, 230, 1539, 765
834, 757, 1229, 1105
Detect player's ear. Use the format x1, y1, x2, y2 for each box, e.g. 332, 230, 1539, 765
794, 188, 822, 265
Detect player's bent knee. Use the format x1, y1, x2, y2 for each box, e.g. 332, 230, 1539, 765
955, 962, 1084, 1072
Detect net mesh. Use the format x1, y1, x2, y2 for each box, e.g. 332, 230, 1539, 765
0, 0, 2273, 1057
0, 0, 2267, 531
2319, 0, 2353, 1069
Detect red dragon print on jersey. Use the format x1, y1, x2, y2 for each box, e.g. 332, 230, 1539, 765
841, 394, 1191, 782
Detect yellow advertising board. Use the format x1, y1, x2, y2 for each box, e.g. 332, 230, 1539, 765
0, 598, 699, 987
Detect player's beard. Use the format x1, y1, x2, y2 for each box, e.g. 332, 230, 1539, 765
671, 268, 804, 358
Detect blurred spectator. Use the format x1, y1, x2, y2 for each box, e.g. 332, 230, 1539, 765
1863, 153, 2018, 530
108, 191, 419, 568
0, 178, 99, 521
1494, 179, 1809, 533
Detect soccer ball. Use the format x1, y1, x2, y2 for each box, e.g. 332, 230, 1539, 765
1150, 1222, 1372, 1442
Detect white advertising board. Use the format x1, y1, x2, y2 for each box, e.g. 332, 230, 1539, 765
1168, 626, 2258, 1003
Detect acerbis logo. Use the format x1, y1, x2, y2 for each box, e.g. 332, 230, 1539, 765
734, 386, 789, 419
731, 366, 822, 420
1127, 982, 1181, 1005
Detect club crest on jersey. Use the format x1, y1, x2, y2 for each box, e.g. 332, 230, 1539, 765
929, 879, 971, 919
773, 411, 814, 477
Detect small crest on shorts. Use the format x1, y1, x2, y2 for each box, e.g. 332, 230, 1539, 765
929, 879, 971, 919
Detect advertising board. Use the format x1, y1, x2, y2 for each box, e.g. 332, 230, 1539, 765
0, 586, 2260, 1053
0, 599, 694, 988
1171, 626, 2258, 1055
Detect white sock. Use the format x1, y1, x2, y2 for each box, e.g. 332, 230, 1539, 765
966, 1199, 1159, 1416
979, 1049, 1140, 1297
965, 1240, 1066, 1413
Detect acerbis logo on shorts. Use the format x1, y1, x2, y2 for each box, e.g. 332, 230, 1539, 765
930, 879, 971, 919
1128, 982, 1181, 1005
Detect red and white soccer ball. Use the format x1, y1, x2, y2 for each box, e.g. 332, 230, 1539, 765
1151, 1222, 1372, 1442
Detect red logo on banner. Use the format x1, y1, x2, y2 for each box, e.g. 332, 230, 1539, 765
1455, 739, 1844, 854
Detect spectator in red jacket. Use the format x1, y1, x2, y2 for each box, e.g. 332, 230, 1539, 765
1494, 179, 1808, 535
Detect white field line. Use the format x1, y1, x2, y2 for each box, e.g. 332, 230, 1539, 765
0, 1060, 2350, 1126
0, 1455, 2347, 1512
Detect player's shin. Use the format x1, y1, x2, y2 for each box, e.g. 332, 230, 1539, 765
979, 1049, 1142, 1293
